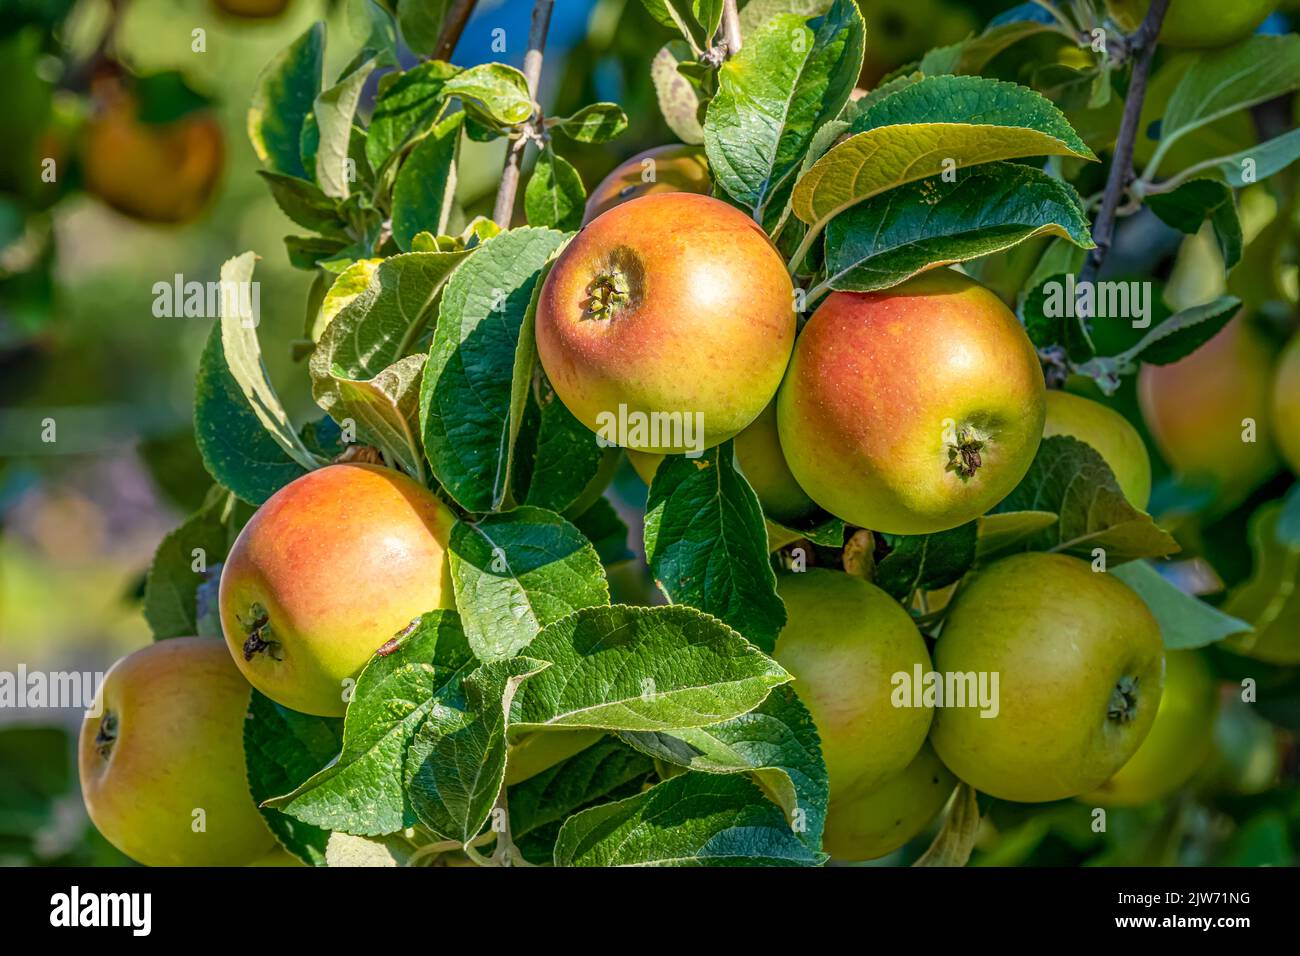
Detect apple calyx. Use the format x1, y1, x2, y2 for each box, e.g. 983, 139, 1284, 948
240, 604, 282, 663
94, 711, 118, 760
584, 270, 630, 320
1107, 675, 1140, 724
945, 426, 987, 481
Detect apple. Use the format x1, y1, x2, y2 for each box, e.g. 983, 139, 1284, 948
582, 144, 710, 224
536, 193, 795, 454
247, 848, 306, 866
81, 86, 223, 224
823, 742, 956, 861
1044, 390, 1152, 509
213, 0, 292, 17
930, 552, 1165, 803
777, 269, 1045, 535
219, 463, 456, 716
774, 569, 933, 798
1106, 0, 1279, 48
78, 638, 276, 867
1272, 334, 1300, 474
1082, 650, 1217, 806
1138, 317, 1279, 510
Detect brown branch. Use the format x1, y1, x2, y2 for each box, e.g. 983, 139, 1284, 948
1079, 0, 1170, 286
721, 0, 742, 56
433, 0, 478, 62
492, 0, 555, 229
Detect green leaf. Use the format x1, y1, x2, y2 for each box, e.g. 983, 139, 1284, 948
1223, 502, 1300, 665
515, 371, 607, 514
704, 0, 864, 222
651, 41, 705, 145
249, 23, 324, 179
420, 227, 568, 512
244, 690, 344, 867
397, 0, 450, 57
366, 60, 461, 172
975, 510, 1058, 562
315, 59, 378, 199
524, 148, 586, 232
391, 111, 462, 251
918, 18, 1055, 77
993, 436, 1179, 564
549, 103, 629, 144
324, 832, 417, 866
554, 771, 823, 866
405, 657, 548, 844
621, 684, 827, 854
509, 737, 654, 865
256, 170, 347, 235
1110, 561, 1251, 650
1146, 179, 1241, 271
445, 63, 534, 127
1085, 295, 1241, 377
448, 506, 610, 662
143, 488, 238, 639
513, 604, 790, 732
822, 163, 1093, 293
1192, 129, 1300, 188
875, 522, 978, 602
266, 611, 475, 837
644, 444, 787, 653
1021, 272, 1097, 364
572, 498, 634, 566
792, 75, 1095, 232
642, 0, 725, 54
307, 257, 382, 345
1156, 36, 1300, 175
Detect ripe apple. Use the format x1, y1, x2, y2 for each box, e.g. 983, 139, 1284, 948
823, 742, 956, 861
536, 193, 795, 454
777, 269, 1045, 535
582, 144, 710, 224
213, 0, 291, 16
1082, 650, 1217, 806
1106, 0, 1279, 48
774, 569, 933, 798
219, 463, 456, 716
81, 86, 223, 224
78, 638, 276, 867
1138, 317, 1279, 509
930, 552, 1165, 803
1272, 334, 1300, 474
1044, 390, 1152, 509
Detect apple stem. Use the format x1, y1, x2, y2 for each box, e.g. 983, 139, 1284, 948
94, 711, 118, 759
945, 426, 986, 481
1107, 675, 1140, 723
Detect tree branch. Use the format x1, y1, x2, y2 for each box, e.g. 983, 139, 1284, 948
492, 0, 555, 228
721, 0, 742, 56
434, 0, 478, 62
1078, 0, 1169, 286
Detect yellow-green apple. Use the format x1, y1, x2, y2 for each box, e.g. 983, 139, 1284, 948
1138, 317, 1279, 509
930, 552, 1165, 802
213, 0, 291, 16
582, 144, 710, 223
777, 269, 1045, 535
1272, 334, 1300, 474
82, 82, 223, 224
219, 463, 456, 716
774, 569, 933, 798
78, 638, 276, 867
823, 742, 956, 861
1044, 390, 1152, 509
1106, 0, 1279, 48
247, 848, 306, 866
1082, 650, 1217, 806
536, 192, 795, 454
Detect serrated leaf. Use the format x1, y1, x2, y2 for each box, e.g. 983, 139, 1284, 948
651, 41, 705, 145
549, 103, 629, 144
554, 771, 823, 866
524, 148, 585, 232
244, 690, 344, 866
248, 23, 324, 179
1111, 561, 1251, 650
405, 657, 548, 844
620, 684, 827, 853
391, 111, 463, 251
256, 171, 346, 234
445, 63, 533, 127
704, 0, 864, 222
449, 506, 610, 662
307, 257, 382, 344
420, 227, 568, 512
875, 522, 978, 602
792, 75, 1095, 232
315, 59, 377, 199
266, 611, 475, 837
143, 488, 238, 639
513, 604, 790, 732
822, 162, 1093, 293
367, 60, 462, 172
993, 436, 1179, 563
1115, 295, 1241, 368
644, 444, 787, 653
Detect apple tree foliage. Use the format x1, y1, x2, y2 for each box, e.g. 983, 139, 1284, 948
130, 0, 1300, 866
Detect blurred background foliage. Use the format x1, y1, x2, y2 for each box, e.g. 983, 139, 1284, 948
1, 0, 1298, 867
